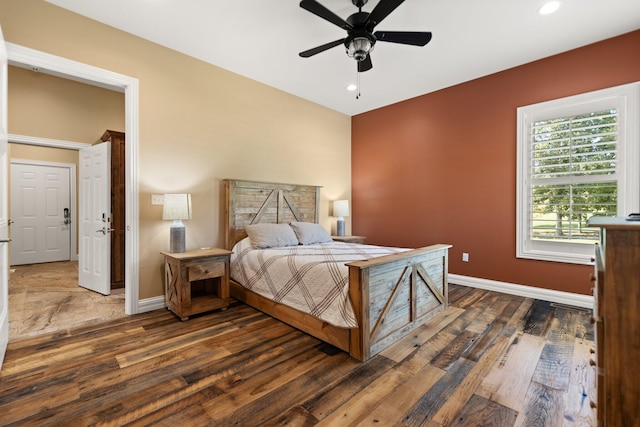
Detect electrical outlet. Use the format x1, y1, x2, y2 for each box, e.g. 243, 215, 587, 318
462, 252, 469, 262
151, 194, 164, 205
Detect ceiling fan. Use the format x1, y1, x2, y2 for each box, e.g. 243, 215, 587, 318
298, 0, 433, 73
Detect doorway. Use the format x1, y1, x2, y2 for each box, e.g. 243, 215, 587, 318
7, 145, 120, 339
6, 42, 140, 318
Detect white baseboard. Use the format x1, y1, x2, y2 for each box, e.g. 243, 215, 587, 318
448, 274, 594, 309
137, 295, 166, 313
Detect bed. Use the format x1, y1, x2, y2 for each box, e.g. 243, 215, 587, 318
224, 179, 451, 361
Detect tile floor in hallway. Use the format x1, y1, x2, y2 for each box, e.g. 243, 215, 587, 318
8, 261, 127, 340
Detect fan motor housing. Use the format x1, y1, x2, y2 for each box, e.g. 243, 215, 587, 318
346, 11, 374, 32
352, 0, 368, 7
344, 11, 377, 61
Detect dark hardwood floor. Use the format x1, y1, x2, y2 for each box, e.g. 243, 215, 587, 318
0, 285, 595, 426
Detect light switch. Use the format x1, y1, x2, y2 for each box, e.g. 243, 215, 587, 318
151, 194, 164, 205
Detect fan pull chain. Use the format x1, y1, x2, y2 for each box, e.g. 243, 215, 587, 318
356, 70, 361, 99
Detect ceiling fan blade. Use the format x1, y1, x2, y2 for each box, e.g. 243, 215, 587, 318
300, 0, 353, 30
358, 55, 373, 72
374, 31, 432, 46
366, 0, 406, 28
299, 38, 346, 58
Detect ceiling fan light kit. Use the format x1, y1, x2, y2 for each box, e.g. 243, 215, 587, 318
299, 0, 432, 98
346, 36, 375, 61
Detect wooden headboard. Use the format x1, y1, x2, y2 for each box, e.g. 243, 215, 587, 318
224, 179, 321, 250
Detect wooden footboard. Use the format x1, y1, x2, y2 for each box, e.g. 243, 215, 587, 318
229, 244, 450, 362
347, 244, 451, 361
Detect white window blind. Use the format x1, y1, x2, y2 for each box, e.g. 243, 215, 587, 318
530, 110, 618, 244
516, 82, 640, 265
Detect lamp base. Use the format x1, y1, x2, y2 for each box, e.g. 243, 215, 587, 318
336, 218, 345, 237
169, 221, 186, 253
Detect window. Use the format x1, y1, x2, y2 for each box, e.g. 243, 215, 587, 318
517, 82, 640, 264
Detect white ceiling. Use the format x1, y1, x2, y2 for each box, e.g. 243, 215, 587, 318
44, 0, 640, 116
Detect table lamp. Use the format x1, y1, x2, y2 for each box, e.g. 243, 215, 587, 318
163, 193, 192, 253
333, 199, 349, 237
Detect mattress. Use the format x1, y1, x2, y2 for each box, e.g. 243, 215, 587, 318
230, 237, 406, 328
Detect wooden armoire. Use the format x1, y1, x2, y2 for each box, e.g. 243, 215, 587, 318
101, 130, 125, 289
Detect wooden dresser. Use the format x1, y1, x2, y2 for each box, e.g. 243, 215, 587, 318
587, 217, 640, 426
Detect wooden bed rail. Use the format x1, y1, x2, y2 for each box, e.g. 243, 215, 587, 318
346, 244, 451, 361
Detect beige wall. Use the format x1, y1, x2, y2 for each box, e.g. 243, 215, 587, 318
0, 0, 352, 299
8, 66, 125, 142
9, 144, 78, 164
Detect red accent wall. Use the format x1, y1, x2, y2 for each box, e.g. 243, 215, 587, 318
352, 30, 640, 295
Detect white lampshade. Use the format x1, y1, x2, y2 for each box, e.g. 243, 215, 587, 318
333, 200, 349, 237
162, 194, 192, 220
333, 200, 349, 218
163, 193, 191, 253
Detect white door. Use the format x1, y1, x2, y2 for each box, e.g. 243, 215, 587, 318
0, 25, 10, 369
78, 142, 111, 295
10, 163, 71, 265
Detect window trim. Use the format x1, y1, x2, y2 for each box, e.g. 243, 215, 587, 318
516, 82, 640, 265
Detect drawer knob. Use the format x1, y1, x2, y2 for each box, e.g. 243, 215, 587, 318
589, 274, 596, 282
590, 348, 595, 354
590, 316, 596, 324
590, 400, 597, 409
589, 358, 597, 366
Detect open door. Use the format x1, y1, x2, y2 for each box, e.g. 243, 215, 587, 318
78, 141, 111, 295
0, 25, 9, 369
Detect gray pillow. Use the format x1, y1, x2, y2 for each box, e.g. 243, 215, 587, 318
245, 223, 299, 248
290, 221, 333, 245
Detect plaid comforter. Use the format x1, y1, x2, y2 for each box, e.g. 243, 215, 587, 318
231, 238, 406, 328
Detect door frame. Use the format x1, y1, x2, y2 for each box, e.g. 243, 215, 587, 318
6, 43, 140, 315
9, 158, 77, 263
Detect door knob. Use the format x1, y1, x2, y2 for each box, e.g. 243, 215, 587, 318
96, 226, 115, 235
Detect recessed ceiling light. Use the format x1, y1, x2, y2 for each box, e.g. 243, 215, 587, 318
539, 1, 560, 15
346, 84, 357, 92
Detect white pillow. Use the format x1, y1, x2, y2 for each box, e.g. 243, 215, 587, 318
289, 221, 333, 245
245, 223, 299, 248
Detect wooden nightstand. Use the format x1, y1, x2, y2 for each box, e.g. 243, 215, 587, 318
332, 235, 366, 244
161, 248, 232, 321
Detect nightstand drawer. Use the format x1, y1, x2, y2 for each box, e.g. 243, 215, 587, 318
188, 259, 225, 281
